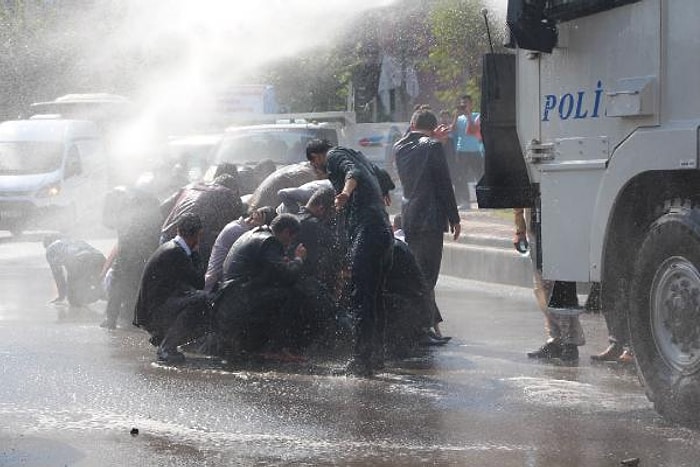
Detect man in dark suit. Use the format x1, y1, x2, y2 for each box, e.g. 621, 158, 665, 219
306, 140, 394, 376
134, 213, 209, 363
393, 108, 462, 340
215, 214, 307, 358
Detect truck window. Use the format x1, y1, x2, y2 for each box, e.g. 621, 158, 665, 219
545, 0, 641, 22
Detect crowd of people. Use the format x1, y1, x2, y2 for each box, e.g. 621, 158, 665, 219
44, 99, 622, 375
43, 105, 473, 376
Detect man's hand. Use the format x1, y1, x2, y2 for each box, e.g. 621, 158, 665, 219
451, 222, 462, 241
335, 192, 350, 211
383, 194, 392, 207
294, 243, 307, 261
434, 124, 450, 140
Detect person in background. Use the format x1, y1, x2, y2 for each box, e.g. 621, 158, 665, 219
451, 95, 482, 209
203, 206, 277, 292
306, 139, 394, 376
394, 108, 461, 341
100, 186, 163, 329
43, 234, 106, 308
514, 208, 585, 363
134, 213, 210, 363
437, 109, 457, 183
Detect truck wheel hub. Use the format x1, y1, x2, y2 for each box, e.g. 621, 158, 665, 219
650, 256, 700, 374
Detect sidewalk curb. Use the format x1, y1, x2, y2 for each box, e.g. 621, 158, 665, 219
441, 241, 533, 288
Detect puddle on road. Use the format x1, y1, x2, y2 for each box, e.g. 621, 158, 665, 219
502, 376, 651, 412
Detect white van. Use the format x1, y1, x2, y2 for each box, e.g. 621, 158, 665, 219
0, 119, 105, 234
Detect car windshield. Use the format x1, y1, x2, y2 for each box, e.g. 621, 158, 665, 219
214, 127, 338, 166
0, 141, 64, 175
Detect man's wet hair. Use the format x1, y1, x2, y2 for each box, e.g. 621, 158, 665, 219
305, 139, 333, 160
270, 213, 301, 236
460, 94, 472, 102
213, 162, 238, 179
254, 206, 277, 225
177, 213, 203, 237
213, 173, 239, 192
411, 109, 438, 131
306, 187, 335, 211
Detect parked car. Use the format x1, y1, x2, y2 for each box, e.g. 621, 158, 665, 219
208, 122, 339, 195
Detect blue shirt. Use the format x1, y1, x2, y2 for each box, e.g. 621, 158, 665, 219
454, 112, 481, 153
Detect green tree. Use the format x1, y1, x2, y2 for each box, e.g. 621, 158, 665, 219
425, 0, 505, 109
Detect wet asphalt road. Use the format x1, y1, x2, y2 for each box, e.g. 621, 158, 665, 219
1, 233, 700, 466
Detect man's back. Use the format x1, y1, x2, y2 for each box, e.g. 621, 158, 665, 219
222, 226, 301, 287
394, 132, 459, 233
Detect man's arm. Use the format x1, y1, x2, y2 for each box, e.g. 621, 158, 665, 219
429, 142, 461, 239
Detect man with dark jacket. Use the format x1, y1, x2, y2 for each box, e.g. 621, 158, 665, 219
394, 108, 462, 339
160, 173, 244, 268
215, 214, 307, 357
134, 213, 210, 363
306, 140, 394, 376
100, 186, 163, 329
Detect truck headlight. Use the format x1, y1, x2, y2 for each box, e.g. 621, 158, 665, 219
36, 182, 61, 198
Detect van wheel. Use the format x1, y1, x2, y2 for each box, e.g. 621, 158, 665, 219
629, 200, 700, 427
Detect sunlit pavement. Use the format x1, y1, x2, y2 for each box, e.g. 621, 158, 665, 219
1, 235, 700, 466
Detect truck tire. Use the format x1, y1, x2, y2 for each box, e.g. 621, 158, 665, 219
629, 200, 700, 427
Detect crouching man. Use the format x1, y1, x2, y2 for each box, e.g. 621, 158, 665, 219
134, 213, 210, 363
214, 214, 307, 360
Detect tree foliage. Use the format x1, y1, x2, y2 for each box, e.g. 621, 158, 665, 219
424, 0, 506, 109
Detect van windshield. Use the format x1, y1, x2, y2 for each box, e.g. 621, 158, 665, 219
0, 142, 64, 174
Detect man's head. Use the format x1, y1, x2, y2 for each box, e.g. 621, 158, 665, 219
213, 162, 238, 179
249, 206, 277, 227
213, 173, 239, 193
439, 109, 452, 124
176, 213, 203, 250
305, 139, 333, 175
410, 109, 438, 133
305, 187, 335, 220
458, 95, 473, 113
270, 213, 301, 247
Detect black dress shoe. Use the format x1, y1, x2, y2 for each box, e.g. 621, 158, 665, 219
527, 341, 562, 359
560, 344, 579, 362
157, 347, 186, 364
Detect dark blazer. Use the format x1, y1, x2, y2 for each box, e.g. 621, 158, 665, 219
394, 132, 460, 233
326, 146, 391, 238
222, 226, 303, 287
134, 239, 204, 327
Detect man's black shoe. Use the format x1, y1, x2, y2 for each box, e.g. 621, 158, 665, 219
419, 333, 449, 347
426, 329, 452, 343
527, 341, 562, 359
560, 344, 579, 362
157, 347, 186, 364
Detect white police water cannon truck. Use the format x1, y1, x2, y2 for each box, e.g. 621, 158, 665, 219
477, 0, 700, 427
